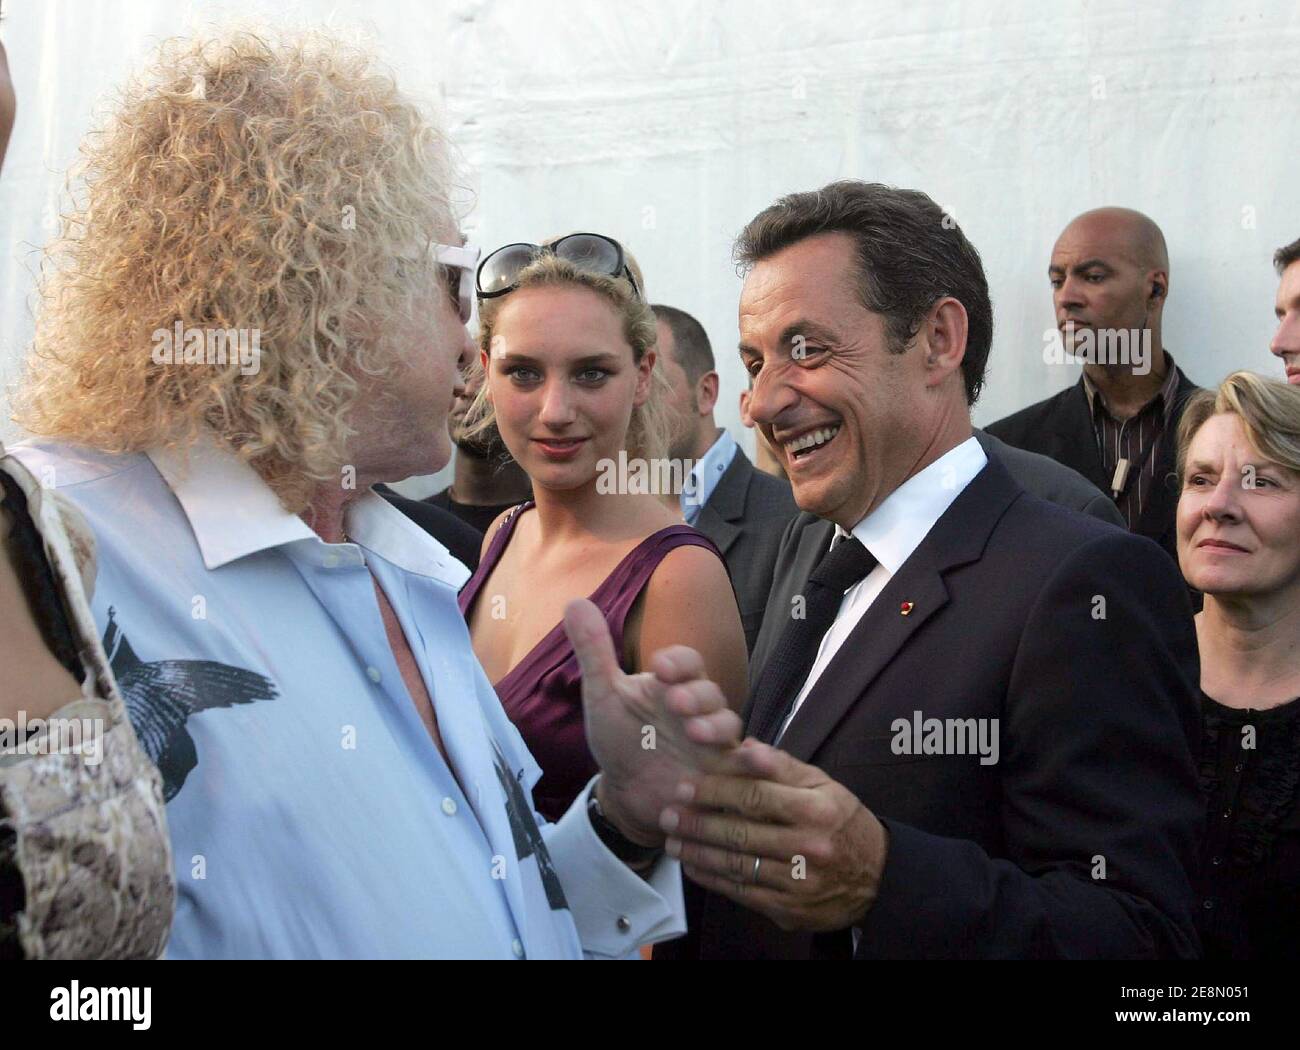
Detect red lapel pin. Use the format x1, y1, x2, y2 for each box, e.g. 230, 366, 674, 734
900, 601, 914, 616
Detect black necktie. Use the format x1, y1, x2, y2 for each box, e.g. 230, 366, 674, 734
746, 536, 878, 745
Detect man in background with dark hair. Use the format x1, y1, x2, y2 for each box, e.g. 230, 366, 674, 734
1271, 236, 1300, 386
423, 358, 531, 534
379, 361, 530, 571
656, 180, 1201, 960
986, 208, 1199, 562
654, 303, 796, 652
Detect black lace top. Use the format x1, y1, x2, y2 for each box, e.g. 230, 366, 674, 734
1197, 692, 1300, 959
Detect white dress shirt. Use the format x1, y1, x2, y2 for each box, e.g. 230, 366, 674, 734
776, 436, 988, 741
11, 436, 684, 959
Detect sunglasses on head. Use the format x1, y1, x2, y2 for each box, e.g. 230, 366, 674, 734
476, 232, 642, 301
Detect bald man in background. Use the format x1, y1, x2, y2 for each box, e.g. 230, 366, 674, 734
987, 208, 1199, 563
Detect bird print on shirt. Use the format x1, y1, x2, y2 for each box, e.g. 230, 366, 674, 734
102, 607, 279, 801
492, 741, 568, 911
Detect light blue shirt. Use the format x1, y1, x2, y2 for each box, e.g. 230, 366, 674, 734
680, 430, 738, 525
12, 437, 684, 959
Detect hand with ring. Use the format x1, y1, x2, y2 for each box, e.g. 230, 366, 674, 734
661, 739, 890, 933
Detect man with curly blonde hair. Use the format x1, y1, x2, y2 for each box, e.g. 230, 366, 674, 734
10, 29, 741, 959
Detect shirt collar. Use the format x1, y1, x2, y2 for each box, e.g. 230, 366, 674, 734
681, 429, 738, 519
345, 490, 471, 587
834, 435, 988, 574
1082, 350, 1181, 422
147, 434, 469, 587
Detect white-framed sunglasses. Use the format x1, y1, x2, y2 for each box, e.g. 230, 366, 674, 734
433, 242, 481, 325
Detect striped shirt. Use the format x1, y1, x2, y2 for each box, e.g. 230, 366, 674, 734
1081, 353, 1182, 530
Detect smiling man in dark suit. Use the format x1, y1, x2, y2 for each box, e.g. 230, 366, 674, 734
655, 304, 798, 652
655, 181, 1203, 960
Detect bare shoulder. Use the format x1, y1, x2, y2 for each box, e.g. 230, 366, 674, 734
642, 541, 730, 603
638, 541, 737, 634
1, 509, 83, 720
635, 540, 747, 709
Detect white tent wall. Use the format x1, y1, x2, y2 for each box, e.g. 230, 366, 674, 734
1, 0, 1295, 496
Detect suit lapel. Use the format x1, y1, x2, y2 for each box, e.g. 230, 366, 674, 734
763, 458, 1024, 764
693, 449, 753, 556
1048, 383, 1109, 491
1134, 429, 1178, 543
1134, 369, 1197, 544
776, 566, 950, 763
694, 501, 741, 557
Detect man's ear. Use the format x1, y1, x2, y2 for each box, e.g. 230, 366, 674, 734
696, 371, 720, 415
1148, 269, 1169, 304
633, 348, 657, 406
920, 297, 968, 390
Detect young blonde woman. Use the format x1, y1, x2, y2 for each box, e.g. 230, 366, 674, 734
459, 235, 748, 822
1175, 371, 1300, 959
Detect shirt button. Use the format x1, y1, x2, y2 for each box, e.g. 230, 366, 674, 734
323, 553, 339, 568
1203, 899, 1215, 910
511, 939, 525, 958
441, 797, 458, 816
366, 666, 381, 683
616, 915, 631, 933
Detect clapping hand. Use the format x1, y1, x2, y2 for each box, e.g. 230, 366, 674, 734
564, 598, 745, 848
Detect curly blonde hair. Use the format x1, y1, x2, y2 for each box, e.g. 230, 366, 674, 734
15, 28, 457, 511
470, 250, 670, 463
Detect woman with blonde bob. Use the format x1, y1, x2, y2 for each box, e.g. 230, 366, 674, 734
1175, 370, 1300, 959
459, 236, 748, 822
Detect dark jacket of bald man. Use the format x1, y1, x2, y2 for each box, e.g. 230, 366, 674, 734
974, 429, 1124, 527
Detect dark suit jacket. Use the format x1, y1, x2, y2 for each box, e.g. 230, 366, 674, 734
985, 368, 1200, 561
666, 456, 1203, 959
692, 448, 799, 652
975, 428, 1124, 527
375, 484, 484, 572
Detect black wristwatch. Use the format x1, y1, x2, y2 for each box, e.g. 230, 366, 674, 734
587, 781, 664, 867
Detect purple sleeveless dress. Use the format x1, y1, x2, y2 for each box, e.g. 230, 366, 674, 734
459, 501, 725, 823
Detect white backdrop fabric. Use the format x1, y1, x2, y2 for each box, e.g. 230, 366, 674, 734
1, 0, 1296, 495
